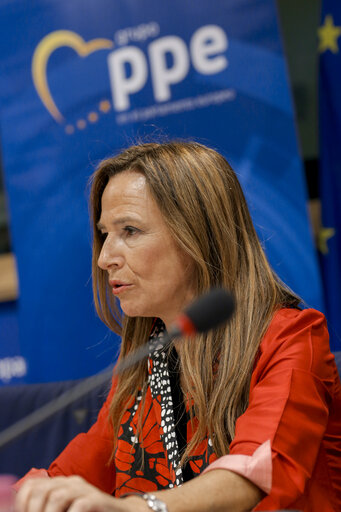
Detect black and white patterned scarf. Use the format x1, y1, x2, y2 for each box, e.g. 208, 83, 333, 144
148, 320, 184, 486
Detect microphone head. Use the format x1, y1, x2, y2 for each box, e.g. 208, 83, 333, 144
177, 287, 235, 335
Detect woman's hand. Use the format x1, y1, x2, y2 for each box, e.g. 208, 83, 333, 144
15, 469, 262, 512
15, 476, 147, 512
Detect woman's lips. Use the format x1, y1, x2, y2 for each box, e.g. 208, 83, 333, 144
109, 281, 132, 295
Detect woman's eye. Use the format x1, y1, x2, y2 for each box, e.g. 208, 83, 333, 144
124, 226, 137, 236
123, 226, 139, 236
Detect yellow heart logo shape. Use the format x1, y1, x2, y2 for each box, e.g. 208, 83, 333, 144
32, 30, 114, 123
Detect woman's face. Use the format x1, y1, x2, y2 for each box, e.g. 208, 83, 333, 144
97, 171, 195, 329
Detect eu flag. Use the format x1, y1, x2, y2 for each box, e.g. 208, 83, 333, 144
319, 3, 341, 350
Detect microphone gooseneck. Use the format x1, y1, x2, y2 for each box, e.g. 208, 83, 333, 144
0, 288, 234, 450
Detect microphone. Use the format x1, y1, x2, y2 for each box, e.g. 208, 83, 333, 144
0, 289, 234, 450
114, 287, 235, 374
172, 287, 235, 336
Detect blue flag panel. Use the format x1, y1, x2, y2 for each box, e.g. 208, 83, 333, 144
0, 0, 324, 383
319, 4, 341, 351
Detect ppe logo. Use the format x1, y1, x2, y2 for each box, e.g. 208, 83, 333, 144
32, 23, 235, 133
0, 356, 27, 383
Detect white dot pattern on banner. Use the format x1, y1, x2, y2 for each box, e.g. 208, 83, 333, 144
148, 324, 183, 487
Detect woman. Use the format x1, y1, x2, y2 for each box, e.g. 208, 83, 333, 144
16, 142, 341, 512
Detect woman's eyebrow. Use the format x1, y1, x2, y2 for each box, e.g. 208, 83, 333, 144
96, 216, 139, 230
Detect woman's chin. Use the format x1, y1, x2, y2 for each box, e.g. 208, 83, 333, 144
120, 304, 151, 319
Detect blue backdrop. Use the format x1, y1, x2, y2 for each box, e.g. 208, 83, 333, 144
0, 0, 324, 384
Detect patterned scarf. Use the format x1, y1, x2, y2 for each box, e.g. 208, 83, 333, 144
148, 320, 184, 486
114, 319, 215, 496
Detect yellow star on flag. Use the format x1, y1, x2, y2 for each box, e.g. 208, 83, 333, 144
318, 227, 335, 255
318, 15, 341, 53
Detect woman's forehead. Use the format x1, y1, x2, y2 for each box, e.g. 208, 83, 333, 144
100, 171, 149, 209
99, 171, 164, 227
105, 171, 147, 196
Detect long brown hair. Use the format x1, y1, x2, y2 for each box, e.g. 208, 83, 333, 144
90, 141, 300, 462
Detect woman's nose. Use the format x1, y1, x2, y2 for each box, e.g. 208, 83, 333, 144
97, 235, 124, 270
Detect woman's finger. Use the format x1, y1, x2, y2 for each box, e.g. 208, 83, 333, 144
16, 478, 54, 512
15, 476, 144, 512
42, 478, 82, 512
16, 476, 86, 512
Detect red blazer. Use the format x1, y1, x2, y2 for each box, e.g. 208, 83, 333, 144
39, 308, 341, 510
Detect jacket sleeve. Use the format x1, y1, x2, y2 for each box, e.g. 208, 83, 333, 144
227, 308, 337, 510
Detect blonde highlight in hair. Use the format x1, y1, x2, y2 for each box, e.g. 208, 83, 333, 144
90, 141, 300, 463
